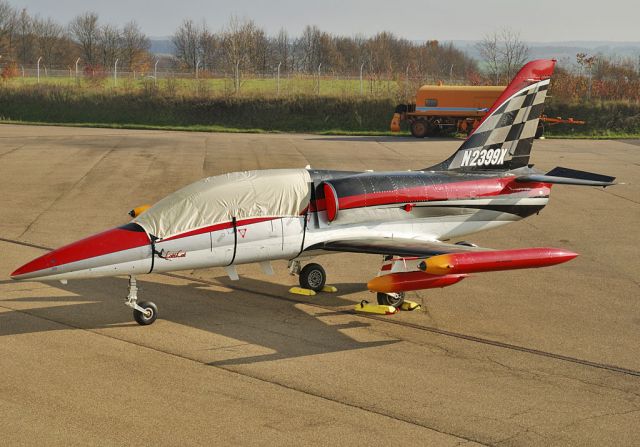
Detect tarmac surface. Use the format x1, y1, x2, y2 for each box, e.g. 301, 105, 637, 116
1, 124, 639, 446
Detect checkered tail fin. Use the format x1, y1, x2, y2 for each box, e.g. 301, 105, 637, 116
428, 59, 557, 172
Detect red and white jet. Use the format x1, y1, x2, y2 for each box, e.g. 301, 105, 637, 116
11, 60, 615, 325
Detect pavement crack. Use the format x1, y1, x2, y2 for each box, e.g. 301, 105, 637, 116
0, 144, 24, 159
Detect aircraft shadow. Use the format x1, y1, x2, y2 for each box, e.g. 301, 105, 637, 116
0, 273, 398, 367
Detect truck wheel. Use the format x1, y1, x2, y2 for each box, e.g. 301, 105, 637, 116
410, 120, 428, 138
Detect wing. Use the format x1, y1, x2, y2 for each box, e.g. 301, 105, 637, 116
306, 237, 489, 258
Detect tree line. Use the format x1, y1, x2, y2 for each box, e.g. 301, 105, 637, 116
0, 0, 638, 102
172, 16, 479, 81
0, 1, 150, 71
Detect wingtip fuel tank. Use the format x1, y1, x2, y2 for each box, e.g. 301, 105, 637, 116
418, 248, 578, 275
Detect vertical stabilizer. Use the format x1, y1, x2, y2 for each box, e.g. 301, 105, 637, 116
428, 59, 556, 171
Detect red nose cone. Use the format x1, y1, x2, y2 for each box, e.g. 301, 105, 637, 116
11, 223, 150, 280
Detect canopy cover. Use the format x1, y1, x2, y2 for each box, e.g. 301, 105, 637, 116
134, 169, 311, 240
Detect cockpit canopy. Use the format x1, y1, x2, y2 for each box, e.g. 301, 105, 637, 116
134, 169, 311, 240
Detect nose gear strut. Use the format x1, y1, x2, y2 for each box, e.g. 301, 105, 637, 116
125, 276, 158, 325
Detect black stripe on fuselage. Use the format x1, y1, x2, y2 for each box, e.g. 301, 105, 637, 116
420, 203, 545, 219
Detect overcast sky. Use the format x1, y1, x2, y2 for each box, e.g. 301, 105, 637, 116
10, 0, 639, 42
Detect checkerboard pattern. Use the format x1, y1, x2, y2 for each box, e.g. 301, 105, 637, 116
446, 79, 550, 171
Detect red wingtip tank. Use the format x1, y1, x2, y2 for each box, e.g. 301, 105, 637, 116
419, 248, 578, 276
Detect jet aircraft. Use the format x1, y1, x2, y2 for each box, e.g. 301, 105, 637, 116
11, 59, 615, 325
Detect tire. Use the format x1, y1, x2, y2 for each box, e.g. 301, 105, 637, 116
299, 263, 326, 292
410, 120, 428, 138
133, 301, 158, 325
376, 292, 405, 308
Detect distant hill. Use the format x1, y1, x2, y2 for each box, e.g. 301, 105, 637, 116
449, 40, 640, 67
150, 38, 174, 56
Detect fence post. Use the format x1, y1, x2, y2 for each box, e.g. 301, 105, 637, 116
154, 59, 159, 86
196, 60, 201, 79
317, 63, 322, 94
235, 60, 239, 93
37, 57, 42, 83
277, 61, 281, 96
75, 58, 80, 81
114, 59, 119, 87
360, 62, 365, 95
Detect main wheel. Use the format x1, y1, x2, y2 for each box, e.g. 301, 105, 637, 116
377, 292, 405, 308
410, 120, 428, 138
299, 263, 326, 292
133, 301, 158, 325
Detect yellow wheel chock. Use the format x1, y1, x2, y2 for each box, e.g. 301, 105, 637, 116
289, 287, 316, 296
289, 285, 338, 296
354, 300, 397, 315
400, 300, 421, 311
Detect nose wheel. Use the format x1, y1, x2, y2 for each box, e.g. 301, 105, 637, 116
125, 276, 158, 325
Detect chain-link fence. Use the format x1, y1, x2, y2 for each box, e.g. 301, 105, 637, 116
1, 62, 471, 99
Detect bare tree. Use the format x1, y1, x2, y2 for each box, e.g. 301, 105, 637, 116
477, 28, 528, 84
0, 1, 17, 58
296, 25, 321, 73
172, 19, 200, 70
199, 26, 219, 71
14, 8, 33, 65
500, 28, 528, 80
97, 24, 121, 69
221, 16, 263, 90
33, 17, 63, 66
273, 28, 290, 71
121, 21, 149, 70
69, 12, 100, 65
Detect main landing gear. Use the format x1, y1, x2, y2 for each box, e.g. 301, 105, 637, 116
125, 276, 158, 325
376, 291, 405, 307
288, 260, 337, 295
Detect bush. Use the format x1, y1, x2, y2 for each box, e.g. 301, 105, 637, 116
0, 85, 396, 131
0, 84, 638, 135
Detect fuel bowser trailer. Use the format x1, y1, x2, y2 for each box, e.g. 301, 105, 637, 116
390, 84, 581, 138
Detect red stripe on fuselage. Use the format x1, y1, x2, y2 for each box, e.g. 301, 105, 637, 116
312, 178, 550, 212
11, 217, 281, 278
160, 216, 279, 242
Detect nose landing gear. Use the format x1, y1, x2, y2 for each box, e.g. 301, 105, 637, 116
125, 276, 158, 325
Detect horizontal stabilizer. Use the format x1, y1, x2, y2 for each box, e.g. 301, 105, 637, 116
516, 166, 616, 187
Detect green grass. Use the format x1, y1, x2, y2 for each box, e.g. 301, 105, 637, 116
0, 82, 638, 138
2, 75, 402, 98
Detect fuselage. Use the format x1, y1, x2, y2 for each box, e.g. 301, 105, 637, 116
10, 167, 551, 282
